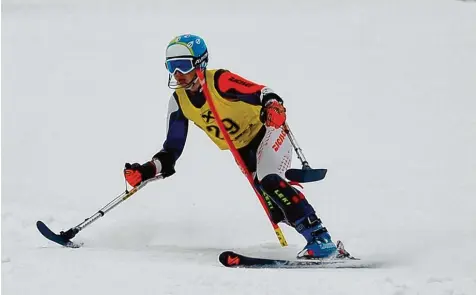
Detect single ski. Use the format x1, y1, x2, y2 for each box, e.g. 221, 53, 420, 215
36, 221, 82, 248
218, 251, 374, 269
219, 241, 376, 269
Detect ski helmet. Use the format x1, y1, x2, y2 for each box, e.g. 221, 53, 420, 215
165, 34, 208, 88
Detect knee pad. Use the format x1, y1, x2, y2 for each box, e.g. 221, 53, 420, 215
259, 174, 315, 223
261, 173, 303, 204
260, 173, 283, 190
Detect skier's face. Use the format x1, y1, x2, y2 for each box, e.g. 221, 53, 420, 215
174, 71, 196, 87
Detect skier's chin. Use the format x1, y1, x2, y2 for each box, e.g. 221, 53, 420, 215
177, 80, 190, 87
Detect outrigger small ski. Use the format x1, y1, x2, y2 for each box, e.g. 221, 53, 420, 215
36, 175, 162, 248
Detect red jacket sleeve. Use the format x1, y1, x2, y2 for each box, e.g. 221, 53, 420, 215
216, 70, 265, 94
213, 70, 265, 105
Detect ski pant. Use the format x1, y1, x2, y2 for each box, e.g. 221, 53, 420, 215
238, 126, 316, 225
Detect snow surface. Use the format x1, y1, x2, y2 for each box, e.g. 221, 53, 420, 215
2, 0, 476, 294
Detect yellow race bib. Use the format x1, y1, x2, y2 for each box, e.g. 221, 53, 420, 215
175, 69, 263, 150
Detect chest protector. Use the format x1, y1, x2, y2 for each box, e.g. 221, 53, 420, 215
175, 69, 263, 150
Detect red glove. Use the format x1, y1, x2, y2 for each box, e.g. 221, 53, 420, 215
260, 100, 286, 128
124, 162, 157, 187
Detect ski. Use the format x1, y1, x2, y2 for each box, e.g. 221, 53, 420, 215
218, 251, 374, 269
36, 221, 82, 248
219, 241, 376, 269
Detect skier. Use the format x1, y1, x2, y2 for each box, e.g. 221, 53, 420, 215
124, 34, 338, 259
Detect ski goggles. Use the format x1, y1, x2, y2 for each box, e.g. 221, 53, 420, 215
165, 57, 195, 75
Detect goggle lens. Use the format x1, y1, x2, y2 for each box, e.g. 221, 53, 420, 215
166, 58, 194, 75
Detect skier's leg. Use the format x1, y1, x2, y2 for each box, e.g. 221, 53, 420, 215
238, 127, 286, 224
253, 177, 286, 224
256, 127, 337, 258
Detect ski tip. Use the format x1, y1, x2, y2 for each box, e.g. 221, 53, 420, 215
36, 220, 83, 248
219, 251, 241, 267
36, 220, 50, 232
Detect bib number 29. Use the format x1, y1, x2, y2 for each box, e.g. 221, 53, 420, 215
207, 118, 240, 139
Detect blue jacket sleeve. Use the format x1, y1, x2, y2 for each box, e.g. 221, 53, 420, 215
153, 93, 188, 170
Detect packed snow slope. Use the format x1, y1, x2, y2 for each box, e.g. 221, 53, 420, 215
2, 0, 476, 294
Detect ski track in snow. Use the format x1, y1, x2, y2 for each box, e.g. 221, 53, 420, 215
2, 0, 476, 294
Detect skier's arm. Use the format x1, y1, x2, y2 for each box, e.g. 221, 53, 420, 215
214, 69, 286, 128
152, 93, 189, 177
124, 94, 188, 186
214, 69, 284, 106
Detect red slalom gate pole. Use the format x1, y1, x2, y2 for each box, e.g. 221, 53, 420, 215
196, 69, 287, 247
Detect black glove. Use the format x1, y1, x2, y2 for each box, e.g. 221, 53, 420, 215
124, 162, 157, 187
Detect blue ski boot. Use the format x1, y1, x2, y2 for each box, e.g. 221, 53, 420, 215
295, 214, 337, 259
